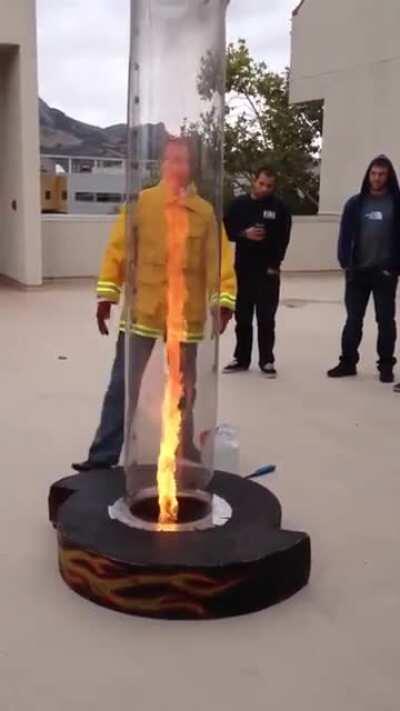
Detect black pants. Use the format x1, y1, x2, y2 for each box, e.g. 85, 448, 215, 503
234, 268, 281, 367
341, 270, 398, 368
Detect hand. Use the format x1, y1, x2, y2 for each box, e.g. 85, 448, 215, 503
96, 301, 112, 335
219, 307, 233, 335
211, 306, 233, 336
245, 226, 265, 242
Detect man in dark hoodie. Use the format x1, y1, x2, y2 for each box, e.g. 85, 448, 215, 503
223, 167, 292, 377
328, 155, 400, 383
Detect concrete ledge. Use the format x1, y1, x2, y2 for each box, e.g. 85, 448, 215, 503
42, 214, 116, 223
41, 213, 341, 278
0, 273, 43, 290
42, 214, 114, 278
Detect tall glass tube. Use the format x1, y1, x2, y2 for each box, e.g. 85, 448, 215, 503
124, 0, 229, 529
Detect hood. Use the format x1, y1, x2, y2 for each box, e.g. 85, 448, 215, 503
361, 155, 400, 198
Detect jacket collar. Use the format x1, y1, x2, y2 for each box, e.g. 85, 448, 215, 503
158, 180, 204, 215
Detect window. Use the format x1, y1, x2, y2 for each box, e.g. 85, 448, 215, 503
96, 193, 122, 203
75, 192, 94, 202
45, 191, 51, 200
103, 160, 123, 169
62, 191, 68, 201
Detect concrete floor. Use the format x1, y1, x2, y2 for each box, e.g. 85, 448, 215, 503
1, 273, 400, 711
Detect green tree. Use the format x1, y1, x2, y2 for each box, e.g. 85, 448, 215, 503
191, 39, 323, 214
225, 40, 322, 213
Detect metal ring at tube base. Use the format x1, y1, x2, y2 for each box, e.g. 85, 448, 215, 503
108, 487, 232, 532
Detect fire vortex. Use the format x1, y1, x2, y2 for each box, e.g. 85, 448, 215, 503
156, 199, 189, 525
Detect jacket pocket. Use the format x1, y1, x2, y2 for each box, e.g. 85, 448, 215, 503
135, 283, 165, 317
185, 232, 205, 271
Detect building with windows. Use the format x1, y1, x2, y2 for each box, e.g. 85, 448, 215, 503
68, 170, 125, 215
40, 174, 68, 214
290, 0, 400, 214
40, 156, 126, 215
40, 155, 160, 215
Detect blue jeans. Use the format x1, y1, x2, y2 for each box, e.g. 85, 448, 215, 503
341, 269, 398, 368
87, 333, 197, 465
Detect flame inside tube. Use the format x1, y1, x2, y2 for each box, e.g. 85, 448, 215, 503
156, 192, 189, 526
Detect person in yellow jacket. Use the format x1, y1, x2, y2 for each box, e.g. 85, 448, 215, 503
73, 138, 236, 472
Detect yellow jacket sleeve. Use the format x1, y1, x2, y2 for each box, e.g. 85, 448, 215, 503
219, 226, 236, 311
207, 215, 237, 311
96, 207, 126, 303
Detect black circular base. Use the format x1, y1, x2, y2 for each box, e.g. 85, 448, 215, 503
49, 468, 311, 619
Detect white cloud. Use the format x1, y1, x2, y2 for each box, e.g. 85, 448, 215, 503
37, 0, 297, 127
228, 0, 296, 68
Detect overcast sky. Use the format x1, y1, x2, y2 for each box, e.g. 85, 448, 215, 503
37, 0, 298, 128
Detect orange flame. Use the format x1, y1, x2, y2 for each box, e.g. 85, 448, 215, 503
156, 198, 189, 526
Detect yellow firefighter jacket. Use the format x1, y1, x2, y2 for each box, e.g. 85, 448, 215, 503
96, 181, 236, 342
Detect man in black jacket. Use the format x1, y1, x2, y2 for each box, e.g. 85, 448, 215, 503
223, 167, 292, 377
328, 155, 400, 383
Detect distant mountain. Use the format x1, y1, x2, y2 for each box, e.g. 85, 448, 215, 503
39, 99, 166, 159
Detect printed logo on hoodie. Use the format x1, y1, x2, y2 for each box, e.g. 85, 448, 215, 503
365, 211, 384, 221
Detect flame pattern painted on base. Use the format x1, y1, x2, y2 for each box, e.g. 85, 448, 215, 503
59, 542, 244, 618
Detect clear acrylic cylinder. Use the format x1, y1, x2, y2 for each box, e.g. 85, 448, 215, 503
124, 0, 228, 528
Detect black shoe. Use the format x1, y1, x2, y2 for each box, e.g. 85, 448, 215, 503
394, 382, 400, 393
379, 368, 394, 384
72, 460, 115, 473
327, 363, 357, 378
223, 359, 249, 373
260, 363, 277, 379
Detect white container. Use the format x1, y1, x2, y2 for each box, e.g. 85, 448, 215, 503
201, 424, 240, 475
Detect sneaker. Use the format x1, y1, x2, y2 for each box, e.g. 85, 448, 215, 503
260, 363, 277, 378
71, 460, 115, 473
379, 368, 394, 384
394, 382, 400, 393
223, 359, 249, 374
327, 363, 357, 378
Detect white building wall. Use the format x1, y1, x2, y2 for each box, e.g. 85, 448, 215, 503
290, 0, 400, 214
0, 0, 41, 285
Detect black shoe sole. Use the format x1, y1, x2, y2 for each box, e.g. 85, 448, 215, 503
72, 463, 115, 473
327, 371, 357, 378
